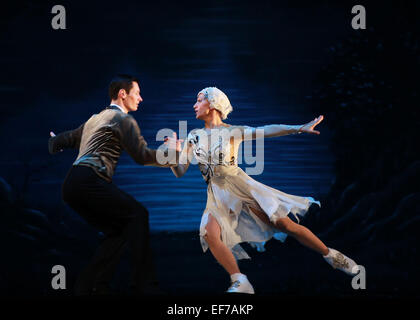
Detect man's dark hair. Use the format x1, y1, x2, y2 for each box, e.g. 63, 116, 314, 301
109, 74, 139, 100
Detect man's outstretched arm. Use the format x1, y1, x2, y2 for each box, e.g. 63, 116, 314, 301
118, 116, 179, 167
48, 123, 85, 154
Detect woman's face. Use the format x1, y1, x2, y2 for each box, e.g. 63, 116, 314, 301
193, 93, 211, 120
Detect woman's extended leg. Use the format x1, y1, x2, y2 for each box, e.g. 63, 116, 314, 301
204, 214, 240, 275
204, 214, 254, 293
274, 217, 329, 255
249, 206, 359, 275
248, 206, 328, 255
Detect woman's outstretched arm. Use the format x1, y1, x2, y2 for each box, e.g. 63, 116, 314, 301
243, 115, 324, 140
165, 132, 193, 178
170, 142, 192, 178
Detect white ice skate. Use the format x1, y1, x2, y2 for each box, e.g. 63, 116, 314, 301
323, 248, 360, 276
226, 274, 255, 294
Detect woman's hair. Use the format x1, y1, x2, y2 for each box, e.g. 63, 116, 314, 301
109, 74, 139, 100
198, 87, 233, 120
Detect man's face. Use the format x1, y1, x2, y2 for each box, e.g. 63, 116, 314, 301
123, 81, 143, 112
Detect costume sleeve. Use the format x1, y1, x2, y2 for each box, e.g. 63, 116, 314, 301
48, 123, 85, 154
240, 124, 303, 141
118, 116, 179, 167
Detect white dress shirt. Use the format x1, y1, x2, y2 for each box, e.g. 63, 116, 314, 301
109, 103, 126, 113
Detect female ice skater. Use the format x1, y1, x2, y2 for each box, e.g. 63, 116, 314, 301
166, 87, 360, 294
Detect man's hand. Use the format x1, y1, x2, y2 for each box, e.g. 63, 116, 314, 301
164, 132, 183, 152
50, 131, 63, 152
299, 115, 324, 135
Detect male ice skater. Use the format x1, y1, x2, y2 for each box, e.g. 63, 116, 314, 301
48, 74, 180, 296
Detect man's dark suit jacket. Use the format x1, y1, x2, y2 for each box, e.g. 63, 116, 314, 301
48, 105, 177, 182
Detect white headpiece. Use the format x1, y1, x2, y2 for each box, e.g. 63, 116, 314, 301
198, 87, 233, 120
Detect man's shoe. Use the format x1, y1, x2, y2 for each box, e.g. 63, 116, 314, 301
323, 248, 360, 276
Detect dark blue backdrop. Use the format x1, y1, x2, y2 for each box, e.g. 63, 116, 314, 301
1, 0, 419, 299
0, 0, 350, 231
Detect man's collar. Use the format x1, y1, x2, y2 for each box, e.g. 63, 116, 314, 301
107, 103, 127, 113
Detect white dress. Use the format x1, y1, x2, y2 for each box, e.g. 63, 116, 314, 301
182, 125, 321, 260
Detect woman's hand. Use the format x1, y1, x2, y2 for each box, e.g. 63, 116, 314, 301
164, 132, 184, 152
298, 115, 324, 135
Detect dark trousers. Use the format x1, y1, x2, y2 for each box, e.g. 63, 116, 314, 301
62, 165, 157, 295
